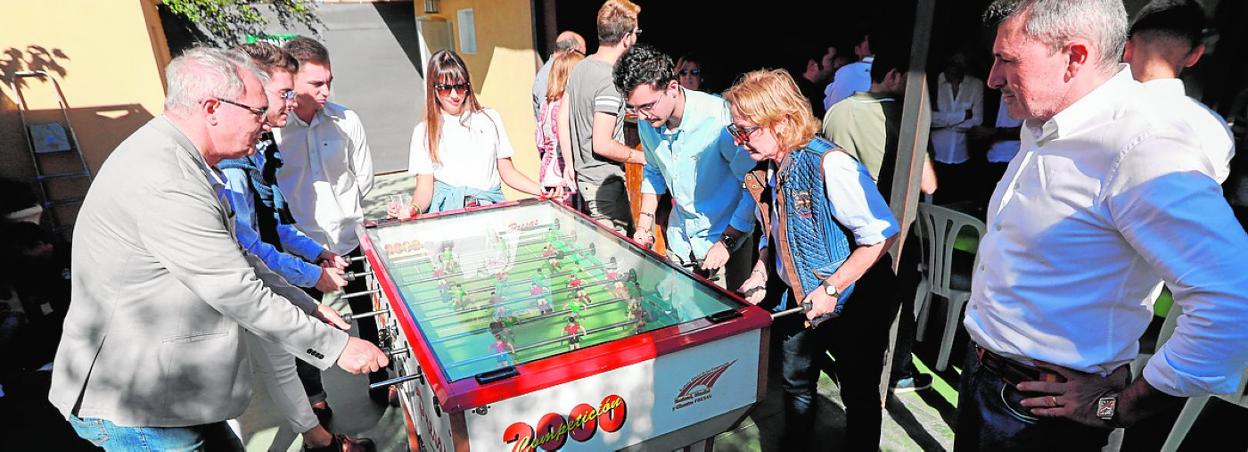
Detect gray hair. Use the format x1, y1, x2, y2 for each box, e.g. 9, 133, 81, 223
985, 0, 1128, 72
164, 47, 269, 115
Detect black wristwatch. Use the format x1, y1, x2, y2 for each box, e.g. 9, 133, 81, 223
719, 233, 738, 251
1096, 392, 1122, 427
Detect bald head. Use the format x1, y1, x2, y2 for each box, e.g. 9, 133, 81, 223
555, 31, 587, 55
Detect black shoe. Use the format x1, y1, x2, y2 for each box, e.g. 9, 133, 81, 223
311, 402, 333, 426
891, 373, 934, 394
303, 433, 376, 452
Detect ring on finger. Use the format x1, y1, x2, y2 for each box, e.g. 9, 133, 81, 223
1050, 395, 1059, 407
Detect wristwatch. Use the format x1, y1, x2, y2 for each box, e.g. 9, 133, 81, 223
1096, 392, 1121, 426
719, 233, 738, 251
821, 279, 841, 298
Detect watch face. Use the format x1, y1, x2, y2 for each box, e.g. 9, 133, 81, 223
1096, 397, 1117, 419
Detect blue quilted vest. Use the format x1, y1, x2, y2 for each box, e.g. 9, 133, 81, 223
773, 138, 857, 316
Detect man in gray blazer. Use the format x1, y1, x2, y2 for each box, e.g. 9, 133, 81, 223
50, 47, 389, 451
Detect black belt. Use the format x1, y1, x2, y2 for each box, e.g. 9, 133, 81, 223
974, 344, 1064, 387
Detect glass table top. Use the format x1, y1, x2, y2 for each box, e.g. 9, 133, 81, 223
367, 201, 744, 382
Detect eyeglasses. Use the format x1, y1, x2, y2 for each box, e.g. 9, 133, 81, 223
679, 69, 701, 77
632, 29, 643, 36
434, 82, 469, 96
726, 124, 761, 145
276, 89, 296, 101
215, 97, 268, 118
626, 98, 662, 116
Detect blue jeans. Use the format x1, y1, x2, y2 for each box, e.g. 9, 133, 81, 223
67, 416, 243, 452
953, 346, 1113, 451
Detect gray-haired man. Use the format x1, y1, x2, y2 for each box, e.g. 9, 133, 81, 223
957, 0, 1248, 449
50, 47, 387, 450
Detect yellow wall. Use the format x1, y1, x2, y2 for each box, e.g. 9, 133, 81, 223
1, 0, 169, 225
417, 0, 541, 200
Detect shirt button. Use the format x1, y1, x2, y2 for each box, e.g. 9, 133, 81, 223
994, 224, 1002, 231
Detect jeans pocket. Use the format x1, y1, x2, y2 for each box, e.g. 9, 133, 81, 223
999, 384, 1041, 424
68, 416, 110, 447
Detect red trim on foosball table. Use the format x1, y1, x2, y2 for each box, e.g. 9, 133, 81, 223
359, 199, 772, 414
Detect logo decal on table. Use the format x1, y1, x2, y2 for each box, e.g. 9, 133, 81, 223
502, 394, 628, 451
673, 360, 736, 411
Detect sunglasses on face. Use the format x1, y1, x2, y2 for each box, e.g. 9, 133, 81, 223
434, 82, 469, 96
726, 123, 760, 145
215, 97, 268, 118
679, 69, 701, 77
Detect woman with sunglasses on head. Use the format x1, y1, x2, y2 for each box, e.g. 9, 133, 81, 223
725, 69, 899, 451
394, 50, 546, 217
536, 50, 584, 206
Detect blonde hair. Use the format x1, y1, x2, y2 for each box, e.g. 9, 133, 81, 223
597, 0, 641, 46
723, 69, 820, 153
546, 51, 585, 102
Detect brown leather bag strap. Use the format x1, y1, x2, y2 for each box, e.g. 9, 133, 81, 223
744, 169, 771, 241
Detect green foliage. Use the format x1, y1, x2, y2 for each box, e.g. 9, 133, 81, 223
160, 0, 322, 47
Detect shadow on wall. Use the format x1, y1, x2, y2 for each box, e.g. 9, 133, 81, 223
0, 46, 71, 89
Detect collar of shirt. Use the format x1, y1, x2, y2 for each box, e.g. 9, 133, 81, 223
288, 103, 347, 129
658, 87, 698, 140
1025, 66, 1135, 145
1141, 78, 1187, 97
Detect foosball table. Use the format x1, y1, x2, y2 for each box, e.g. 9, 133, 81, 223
356, 199, 772, 451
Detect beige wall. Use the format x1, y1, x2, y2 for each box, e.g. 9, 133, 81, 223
417, 0, 541, 200
1, 0, 169, 225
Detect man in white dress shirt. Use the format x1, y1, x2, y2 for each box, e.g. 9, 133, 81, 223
930, 51, 984, 203
957, 1, 1248, 450
823, 33, 874, 111
1123, 0, 1233, 183
276, 36, 389, 401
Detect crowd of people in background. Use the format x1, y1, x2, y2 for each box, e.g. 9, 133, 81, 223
1, 0, 1246, 450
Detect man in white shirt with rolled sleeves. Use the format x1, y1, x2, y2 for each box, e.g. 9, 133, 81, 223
276, 36, 389, 400
1123, 0, 1233, 183
957, 1, 1248, 450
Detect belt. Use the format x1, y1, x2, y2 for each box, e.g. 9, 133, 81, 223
974, 344, 1064, 387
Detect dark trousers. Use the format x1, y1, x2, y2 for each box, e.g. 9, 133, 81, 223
953, 346, 1113, 451
778, 260, 898, 450
890, 239, 925, 381
934, 161, 976, 205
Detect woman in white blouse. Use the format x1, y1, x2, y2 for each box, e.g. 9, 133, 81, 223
397, 50, 545, 215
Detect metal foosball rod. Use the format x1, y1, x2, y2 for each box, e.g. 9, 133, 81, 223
368, 367, 425, 390
349, 255, 367, 262
347, 308, 391, 321
446, 316, 644, 370
396, 243, 598, 287
387, 226, 577, 263
428, 288, 649, 344
424, 274, 633, 322
342, 289, 380, 299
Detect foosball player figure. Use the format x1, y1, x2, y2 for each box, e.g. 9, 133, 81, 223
545, 226, 560, 245
495, 269, 509, 283
612, 281, 630, 300
438, 280, 452, 304
567, 272, 584, 290
563, 317, 586, 350
490, 333, 515, 367
567, 296, 586, 319
451, 284, 468, 310
530, 283, 548, 297
432, 265, 448, 279
547, 252, 563, 272
532, 268, 548, 287
542, 243, 558, 258
605, 257, 621, 280
442, 248, 461, 275
630, 305, 649, 334
576, 288, 592, 305
533, 297, 553, 315
493, 303, 512, 323
490, 319, 516, 343
627, 295, 642, 313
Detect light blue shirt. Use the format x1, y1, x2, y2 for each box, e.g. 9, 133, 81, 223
222, 152, 326, 288
638, 88, 757, 261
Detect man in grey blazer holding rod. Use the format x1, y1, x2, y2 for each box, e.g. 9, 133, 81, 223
49, 47, 389, 451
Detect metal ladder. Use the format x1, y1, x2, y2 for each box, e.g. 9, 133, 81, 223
9, 70, 93, 238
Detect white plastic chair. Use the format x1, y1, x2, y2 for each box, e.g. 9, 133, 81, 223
912, 202, 986, 371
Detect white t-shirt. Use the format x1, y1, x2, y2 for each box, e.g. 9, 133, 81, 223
409, 108, 514, 190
